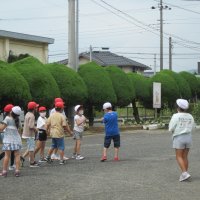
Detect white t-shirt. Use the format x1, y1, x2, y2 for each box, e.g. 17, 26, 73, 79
169, 112, 195, 138
73, 114, 85, 132
37, 116, 47, 130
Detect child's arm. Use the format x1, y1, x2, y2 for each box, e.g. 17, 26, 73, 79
63, 123, 73, 136
168, 115, 177, 132
75, 116, 86, 126
0, 122, 7, 132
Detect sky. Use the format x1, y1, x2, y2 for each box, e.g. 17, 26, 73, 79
0, 0, 200, 72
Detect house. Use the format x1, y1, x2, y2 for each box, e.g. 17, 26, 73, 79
58, 51, 151, 73
0, 30, 54, 63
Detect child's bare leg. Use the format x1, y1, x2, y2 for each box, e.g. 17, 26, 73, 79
76, 140, 81, 155
59, 150, 64, 160
183, 148, 189, 171
22, 149, 29, 158
40, 142, 46, 159
3, 151, 11, 171
34, 141, 42, 157
102, 148, 108, 157
175, 149, 187, 172
114, 148, 119, 158
73, 140, 77, 154
14, 150, 20, 171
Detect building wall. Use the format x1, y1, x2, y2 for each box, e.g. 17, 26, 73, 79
0, 38, 49, 63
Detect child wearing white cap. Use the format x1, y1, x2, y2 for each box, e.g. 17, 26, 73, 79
101, 102, 120, 162
72, 105, 86, 160
169, 99, 195, 182
0, 106, 22, 177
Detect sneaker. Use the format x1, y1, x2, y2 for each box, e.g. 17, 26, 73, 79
76, 155, 84, 160
179, 172, 191, 182
63, 156, 69, 161
59, 160, 65, 165
71, 154, 77, 159
45, 156, 52, 163
14, 171, 20, 177
114, 157, 119, 161
30, 161, 40, 168
101, 156, 107, 162
51, 154, 59, 160
39, 158, 47, 163
0, 171, 7, 177
9, 165, 16, 171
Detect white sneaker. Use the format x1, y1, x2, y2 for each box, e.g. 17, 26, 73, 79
51, 154, 59, 160
9, 165, 16, 171
71, 154, 77, 159
76, 155, 84, 160
179, 172, 191, 182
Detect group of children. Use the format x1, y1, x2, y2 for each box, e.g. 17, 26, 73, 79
0, 98, 121, 177
0, 97, 195, 182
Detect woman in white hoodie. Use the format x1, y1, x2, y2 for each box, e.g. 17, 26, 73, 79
169, 99, 194, 182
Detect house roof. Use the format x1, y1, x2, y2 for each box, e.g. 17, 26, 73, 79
57, 51, 151, 71
0, 30, 54, 44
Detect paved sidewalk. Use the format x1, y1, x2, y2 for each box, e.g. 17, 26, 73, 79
0, 129, 200, 200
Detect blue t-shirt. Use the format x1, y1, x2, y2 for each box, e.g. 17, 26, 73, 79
103, 111, 119, 136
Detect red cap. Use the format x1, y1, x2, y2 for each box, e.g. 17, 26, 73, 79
39, 106, 46, 112
55, 101, 64, 109
4, 104, 14, 112
54, 98, 64, 103
28, 101, 39, 110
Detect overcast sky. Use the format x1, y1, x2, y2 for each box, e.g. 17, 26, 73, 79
0, 0, 200, 72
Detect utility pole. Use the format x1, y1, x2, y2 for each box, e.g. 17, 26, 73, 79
151, 1, 171, 71
160, 0, 163, 71
154, 54, 157, 75
169, 37, 172, 70
75, 0, 79, 71
68, 0, 77, 71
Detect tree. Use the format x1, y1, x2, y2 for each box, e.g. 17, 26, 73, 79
179, 71, 198, 99
0, 61, 31, 110
105, 66, 135, 107
151, 72, 179, 108
12, 57, 60, 107
78, 62, 117, 126
128, 73, 151, 123
45, 63, 88, 106
160, 70, 192, 99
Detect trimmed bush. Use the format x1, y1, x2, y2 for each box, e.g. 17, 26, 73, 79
12, 57, 60, 107
45, 63, 88, 105
0, 61, 31, 109
105, 66, 135, 107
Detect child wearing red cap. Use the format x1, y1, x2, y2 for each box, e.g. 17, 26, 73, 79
34, 106, 47, 162
0, 104, 17, 171
46, 101, 72, 165
0, 106, 22, 177
22, 101, 39, 167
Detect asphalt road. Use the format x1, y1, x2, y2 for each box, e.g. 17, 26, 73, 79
0, 129, 200, 200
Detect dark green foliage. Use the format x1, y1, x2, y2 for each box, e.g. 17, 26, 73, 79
0, 61, 31, 109
160, 70, 192, 99
128, 73, 150, 101
12, 57, 60, 107
151, 73, 179, 108
78, 62, 117, 106
105, 66, 135, 107
45, 63, 88, 105
179, 71, 198, 98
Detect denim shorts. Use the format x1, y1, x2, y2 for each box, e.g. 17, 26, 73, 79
104, 135, 120, 148
73, 130, 83, 140
173, 133, 192, 149
26, 138, 35, 151
51, 138, 65, 151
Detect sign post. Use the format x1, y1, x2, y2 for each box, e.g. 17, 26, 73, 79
153, 82, 161, 119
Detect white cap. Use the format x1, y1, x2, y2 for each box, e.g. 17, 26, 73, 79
103, 102, 112, 110
74, 105, 82, 112
176, 99, 189, 110
12, 106, 22, 116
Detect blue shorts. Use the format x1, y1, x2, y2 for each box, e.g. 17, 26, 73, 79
104, 135, 120, 148
26, 138, 35, 151
51, 138, 65, 151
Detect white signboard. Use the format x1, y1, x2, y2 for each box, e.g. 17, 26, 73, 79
153, 82, 161, 108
